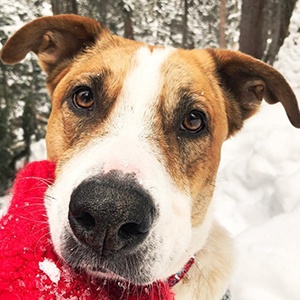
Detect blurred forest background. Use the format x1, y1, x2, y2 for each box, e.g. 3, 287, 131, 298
0, 0, 298, 195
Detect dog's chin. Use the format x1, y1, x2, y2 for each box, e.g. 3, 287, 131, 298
60, 233, 158, 285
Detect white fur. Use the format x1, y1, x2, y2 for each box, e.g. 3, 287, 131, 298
46, 46, 214, 283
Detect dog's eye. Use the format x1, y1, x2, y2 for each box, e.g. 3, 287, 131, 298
72, 87, 94, 110
180, 110, 206, 135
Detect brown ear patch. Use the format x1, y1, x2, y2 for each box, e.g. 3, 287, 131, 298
207, 49, 300, 135
0, 14, 106, 74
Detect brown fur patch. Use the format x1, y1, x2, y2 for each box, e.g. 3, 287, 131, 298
155, 50, 228, 226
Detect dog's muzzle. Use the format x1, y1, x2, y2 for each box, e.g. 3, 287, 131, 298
68, 171, 157, 256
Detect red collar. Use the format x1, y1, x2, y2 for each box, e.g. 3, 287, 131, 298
167, 256, 195, 287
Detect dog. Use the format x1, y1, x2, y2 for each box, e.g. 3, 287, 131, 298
1, 14, 299, 300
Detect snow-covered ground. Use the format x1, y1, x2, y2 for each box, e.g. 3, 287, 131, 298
1, 2, 300, 299
215, 101, 300, 300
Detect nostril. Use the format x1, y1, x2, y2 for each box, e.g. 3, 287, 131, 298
118, 222, 149, 239
71, 211, 96, 231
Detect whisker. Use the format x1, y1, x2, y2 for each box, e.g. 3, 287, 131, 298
21, 176, 54, 187
13, 213, 49, 224
45, 193, 57, 201
34, 231, 52, 253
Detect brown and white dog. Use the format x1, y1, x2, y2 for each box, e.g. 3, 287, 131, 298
1, 14, 299, 300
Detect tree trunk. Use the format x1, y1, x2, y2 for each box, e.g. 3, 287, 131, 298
119, 1, 134, 40
51, 0, 60, 15
124, 8, 134, 39
219, 0, 226, 48
239, 0, 297, 65
181, 0, 189, 48
263, 0, 297, 64
239, 0, 265, 59
68, 0, 78, 14
51, 0, 78, 15
98, 0, 109, 26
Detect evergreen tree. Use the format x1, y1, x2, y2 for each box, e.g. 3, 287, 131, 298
0, 0, 50, 195
77, 0, 240, 49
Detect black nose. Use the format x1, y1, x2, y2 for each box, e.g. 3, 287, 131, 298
68, 171, 156, 256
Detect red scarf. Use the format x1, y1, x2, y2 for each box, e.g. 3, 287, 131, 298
0, 161, 180, 300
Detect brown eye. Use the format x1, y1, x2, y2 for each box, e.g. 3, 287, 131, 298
180, 110, 206, 134
72, 87, 94, 110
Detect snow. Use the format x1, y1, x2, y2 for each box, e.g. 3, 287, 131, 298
215, 101, 300, 299
229, 204, 300, 300
0, 194, 11, 219
39, 258, 61, 284
0, 2, 299, 299
29, 139, 47, 162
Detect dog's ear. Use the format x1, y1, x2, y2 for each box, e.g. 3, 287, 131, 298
0, 14, 106, 75
206, 49, 300, 136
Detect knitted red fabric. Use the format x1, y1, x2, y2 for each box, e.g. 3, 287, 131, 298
0, 161, 174, 300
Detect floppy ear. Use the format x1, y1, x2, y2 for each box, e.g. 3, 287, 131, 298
207, 49, 300, 136
0, 14, 106, 75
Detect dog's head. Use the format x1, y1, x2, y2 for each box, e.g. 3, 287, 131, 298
1, 15, 299, 284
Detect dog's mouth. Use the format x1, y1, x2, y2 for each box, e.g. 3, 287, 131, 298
86, 265, 126, 282
87, 263, 127, 280
62, 231, 158, 285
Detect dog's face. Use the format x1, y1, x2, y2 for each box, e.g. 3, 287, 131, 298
1, 15, 299, 285
46, 42, 226, 283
